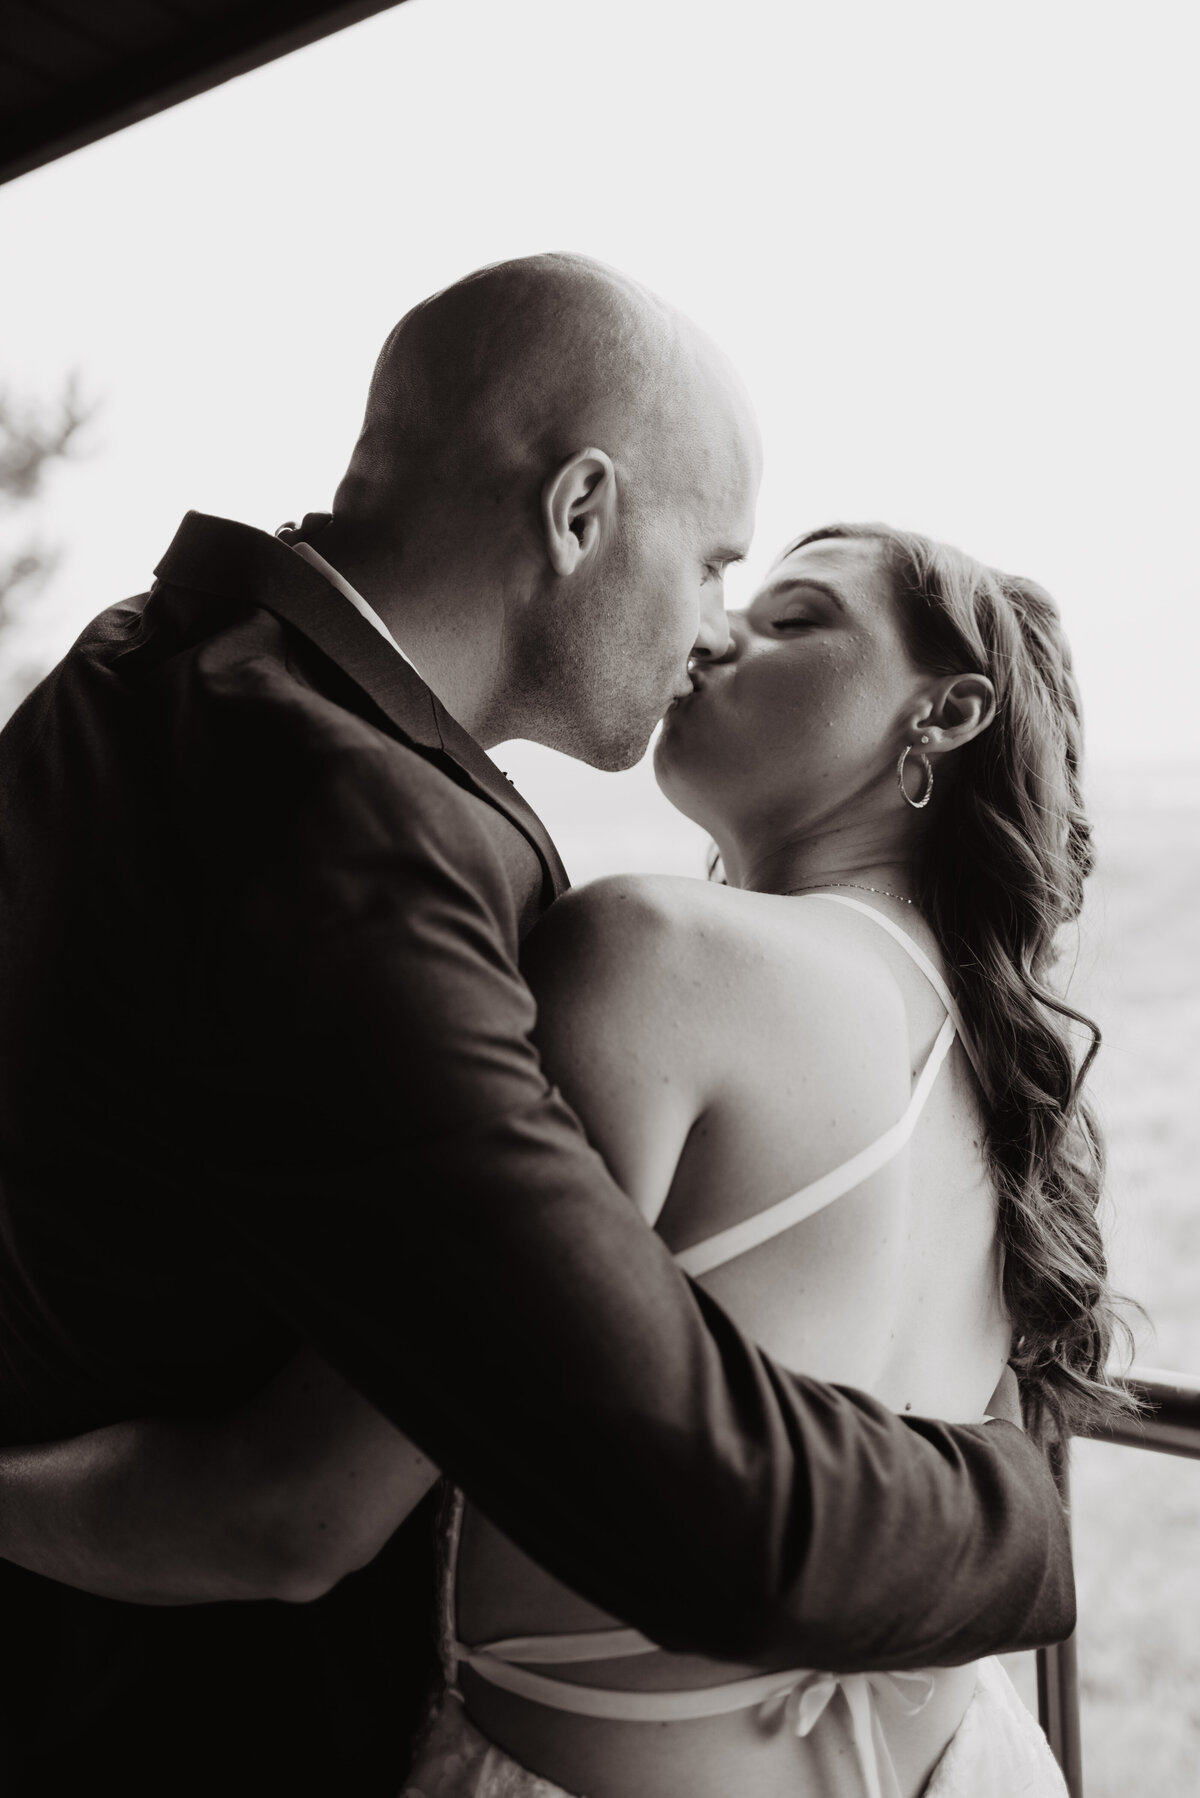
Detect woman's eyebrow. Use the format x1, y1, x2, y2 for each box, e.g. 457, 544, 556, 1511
766, 576, 846, 611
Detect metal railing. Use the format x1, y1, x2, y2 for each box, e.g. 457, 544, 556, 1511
1035, 1366, 1200, 1796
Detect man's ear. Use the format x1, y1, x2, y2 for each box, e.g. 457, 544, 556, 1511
911, 671, 997, 755
541, 449, 617, 576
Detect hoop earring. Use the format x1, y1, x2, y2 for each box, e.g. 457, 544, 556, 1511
897, 744, 934, 809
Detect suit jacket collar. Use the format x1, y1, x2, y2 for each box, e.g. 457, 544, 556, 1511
154, 512, 569, 902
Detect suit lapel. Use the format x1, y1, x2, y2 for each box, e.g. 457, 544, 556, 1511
154, 513, 570, 901
425, 700, 570, 899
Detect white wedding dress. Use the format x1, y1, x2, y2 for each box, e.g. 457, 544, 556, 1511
401, 898, 1069, 1798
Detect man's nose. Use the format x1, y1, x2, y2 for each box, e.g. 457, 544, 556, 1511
693, 609, 746, 667
693, 588, 733, 662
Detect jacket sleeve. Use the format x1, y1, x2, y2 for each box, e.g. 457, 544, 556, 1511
189, 722, 1074, 1672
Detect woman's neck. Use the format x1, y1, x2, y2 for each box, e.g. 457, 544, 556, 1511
718, 813, 918, 902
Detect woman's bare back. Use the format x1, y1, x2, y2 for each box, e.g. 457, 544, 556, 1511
452, 877, 1011, 1798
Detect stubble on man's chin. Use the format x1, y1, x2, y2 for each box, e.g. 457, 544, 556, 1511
585, 729, 655, 774
512, 666, 654, 772
582, 672, 670, 772
535, 708, 655, 773
509, 614, 662, 771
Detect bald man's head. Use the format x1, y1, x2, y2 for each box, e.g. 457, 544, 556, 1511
339, 254, 697, 518
329, 254, 760, 766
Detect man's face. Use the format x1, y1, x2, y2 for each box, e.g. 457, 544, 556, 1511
554, 383, 762, 771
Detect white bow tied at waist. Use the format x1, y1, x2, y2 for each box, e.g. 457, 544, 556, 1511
758, 1668, 936, 1798
455, 1619, 937, 1798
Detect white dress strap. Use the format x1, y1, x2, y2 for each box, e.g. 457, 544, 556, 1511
675, 894, 977, 1281
674, 1014, 956, 1278
464, 1626, 658, 1666
803, 894, 989, 1096
453, 1642, 934, 1798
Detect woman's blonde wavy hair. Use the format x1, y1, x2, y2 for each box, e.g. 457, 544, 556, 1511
783, 523, 1134, 1442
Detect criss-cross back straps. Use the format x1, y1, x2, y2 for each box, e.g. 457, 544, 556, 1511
804, 894, 989, 1095
674, 895, 970, 1281
674, 1014, 956, 1278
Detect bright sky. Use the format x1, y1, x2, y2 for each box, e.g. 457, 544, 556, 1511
2, 0, 1198, 873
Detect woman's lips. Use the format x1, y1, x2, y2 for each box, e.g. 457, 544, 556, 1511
667, 663, 720, 711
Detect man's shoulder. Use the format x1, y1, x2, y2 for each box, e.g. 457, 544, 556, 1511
2, 511, 557, 924
168, 618, 499, 845
10, 574, 512, 865
163, 600, 551, 924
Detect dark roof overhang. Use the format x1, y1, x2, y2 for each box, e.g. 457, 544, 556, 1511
1, 1, 408, 187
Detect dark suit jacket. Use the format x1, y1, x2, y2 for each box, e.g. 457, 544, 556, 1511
0, 513, 1073, 1795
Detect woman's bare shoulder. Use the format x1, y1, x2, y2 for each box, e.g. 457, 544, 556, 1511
525, 876, 907, 1061
535, 871, 731, 928
525, 871, 711, 966
523, 878, 914, 1223
521, 875, 717, 1039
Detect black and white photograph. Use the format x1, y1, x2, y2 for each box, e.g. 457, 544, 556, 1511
0, 3, 1197, 1794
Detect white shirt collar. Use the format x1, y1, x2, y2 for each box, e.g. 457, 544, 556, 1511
289, 540, 422, 677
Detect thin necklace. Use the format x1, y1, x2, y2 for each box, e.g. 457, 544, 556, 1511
782, 880, 915, 907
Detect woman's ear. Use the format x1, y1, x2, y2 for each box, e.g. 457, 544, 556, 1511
541, 448, 617, 576
912, 672, 997, 754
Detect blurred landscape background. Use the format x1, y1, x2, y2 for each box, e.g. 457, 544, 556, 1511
1069, 778, 1200, 1792
3, 1, 1198, 1789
